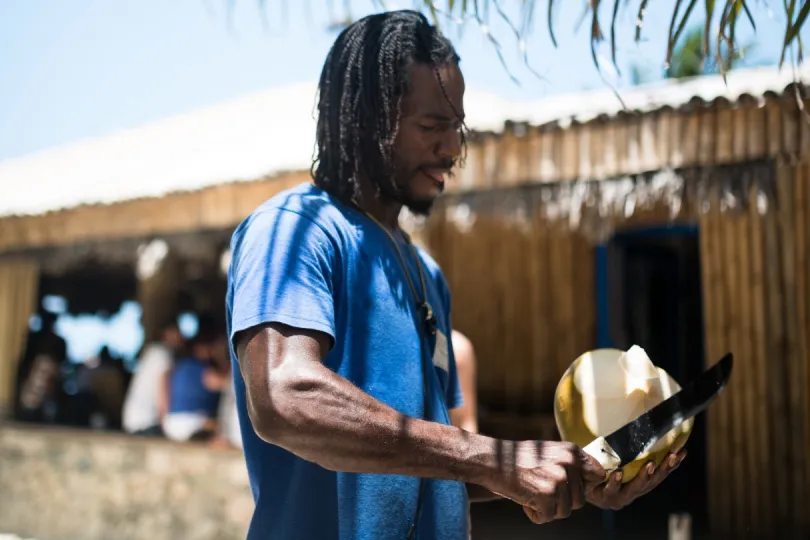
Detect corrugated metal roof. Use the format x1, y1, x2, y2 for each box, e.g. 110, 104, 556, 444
0, 63, 805, 218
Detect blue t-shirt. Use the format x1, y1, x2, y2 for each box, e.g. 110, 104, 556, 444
168, 356, 220, 417
225, 182, 468, 540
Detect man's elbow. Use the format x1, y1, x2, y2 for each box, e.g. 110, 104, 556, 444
245, 364, 324, 445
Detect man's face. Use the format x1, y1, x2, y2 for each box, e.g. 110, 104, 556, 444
389, 62, 465, 216
163, 326, 183, 351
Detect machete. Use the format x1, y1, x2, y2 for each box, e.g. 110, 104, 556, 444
582, 352, 734, 473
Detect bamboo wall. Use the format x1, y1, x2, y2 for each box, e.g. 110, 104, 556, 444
698, 161, 810, 539
421, 160, 809, 538
421, 169, 697, 415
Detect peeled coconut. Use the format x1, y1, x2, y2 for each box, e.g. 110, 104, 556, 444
553, 345, 693, 483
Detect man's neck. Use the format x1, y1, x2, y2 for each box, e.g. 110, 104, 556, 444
356, 178, 401, 231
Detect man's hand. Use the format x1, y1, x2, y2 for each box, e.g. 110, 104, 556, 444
481, 441, 607, 525
585, 449, 687, 511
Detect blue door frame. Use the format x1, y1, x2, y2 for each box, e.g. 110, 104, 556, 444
594, 224, 699, 535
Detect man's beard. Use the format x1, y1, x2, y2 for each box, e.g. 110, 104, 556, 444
398, 186, 438, 216
379, 163, 444, 217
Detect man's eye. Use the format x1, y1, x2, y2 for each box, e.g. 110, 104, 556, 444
419, 124, 438, 132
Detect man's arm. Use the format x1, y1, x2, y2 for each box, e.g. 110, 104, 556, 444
236, 321, 605, 521
236, 322, 492, 482
157, 369, 170, 420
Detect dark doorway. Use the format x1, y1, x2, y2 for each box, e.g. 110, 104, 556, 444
595, 225, 709, 536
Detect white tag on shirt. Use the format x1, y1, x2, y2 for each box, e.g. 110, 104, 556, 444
432, 329, 449, 372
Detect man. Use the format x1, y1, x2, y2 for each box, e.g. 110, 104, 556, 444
163, 315, 229, 442
122, 319, 183, 436
226, 10, 685, 540
448, 330, 478, 434
15, 309, 67, 424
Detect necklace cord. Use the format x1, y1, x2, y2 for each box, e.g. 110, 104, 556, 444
351, 202, 432, 540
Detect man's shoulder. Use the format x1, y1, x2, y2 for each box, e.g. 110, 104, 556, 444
140, 343, 172, 366
415, 245, 448, 290
235, 182, 351, 239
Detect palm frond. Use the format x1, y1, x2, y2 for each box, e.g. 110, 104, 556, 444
239, 0, 807, 85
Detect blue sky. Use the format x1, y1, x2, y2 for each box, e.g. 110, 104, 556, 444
0, 1, 791, 360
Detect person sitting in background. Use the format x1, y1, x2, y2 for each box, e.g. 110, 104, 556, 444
80, 346, 127, 430
122, 319, 184, 436
210, 339, 243, 450
14, 309, 67, 424
163, 315, 229, 442
448, 330, 478, 540
448, 329, 478, 434
210, 366, 243, 450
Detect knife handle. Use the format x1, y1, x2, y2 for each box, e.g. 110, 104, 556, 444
582, 437, 622, 474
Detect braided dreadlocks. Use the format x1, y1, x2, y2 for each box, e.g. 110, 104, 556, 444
311, 10, 463, 205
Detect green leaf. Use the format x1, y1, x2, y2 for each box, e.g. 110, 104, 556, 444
703, 0, 715, 61
635, 0, 650, 42
785, 0, 810, 46
780, 0, 797, 67
423, 0, 439, 25
741, 0, 756, 31
548, 0, 558, 48
671, 0, 699, 51
610, 0, 622, 75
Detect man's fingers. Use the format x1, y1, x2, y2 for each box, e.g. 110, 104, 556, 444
625, 460, 656, 497
523, 505, 545, 525
565, 460, 586, 510
580, 451, 608, 484
646, 450, 686, 492
554, 478, 573, 520
603, 471, 622, 499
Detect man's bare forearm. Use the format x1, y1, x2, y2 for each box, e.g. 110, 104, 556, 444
247, 359, 501, 486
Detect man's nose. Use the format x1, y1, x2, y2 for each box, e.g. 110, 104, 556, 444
436, 128, 462, 161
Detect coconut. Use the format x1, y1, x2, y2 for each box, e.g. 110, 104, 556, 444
553, 346, 693, 483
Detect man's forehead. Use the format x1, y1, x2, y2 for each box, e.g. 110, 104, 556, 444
401, 63, 465, 120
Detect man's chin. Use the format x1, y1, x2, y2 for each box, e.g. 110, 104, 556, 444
403, 197, 436, 217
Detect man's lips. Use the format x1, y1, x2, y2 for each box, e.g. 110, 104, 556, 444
420, 168, 450, 184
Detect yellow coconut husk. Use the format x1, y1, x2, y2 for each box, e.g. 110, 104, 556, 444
554, 347, 693, 483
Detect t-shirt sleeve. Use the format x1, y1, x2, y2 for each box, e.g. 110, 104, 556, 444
229, 208, 336, 345
438, 273, 464, 410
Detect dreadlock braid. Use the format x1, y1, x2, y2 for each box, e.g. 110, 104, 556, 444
311, 10, 462, 204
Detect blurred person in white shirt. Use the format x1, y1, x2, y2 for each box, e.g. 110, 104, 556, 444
122, 320, 184, 436
448, 329, 478, 540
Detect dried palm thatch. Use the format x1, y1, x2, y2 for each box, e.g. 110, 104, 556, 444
241, 0, 806, 84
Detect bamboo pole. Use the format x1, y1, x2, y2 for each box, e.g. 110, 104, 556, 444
721, 199, 747, 537
797, 162, 810, 536
529, 196, 552, 411
802, 162, 810, 538
547, 219, 569, 385
735, 192, 760, 535
748, 178, 775, 536
697, 188, 721, 534
793, 163, 809, 537
762, 178, 791, 537
776, 163, 805, 538
701, 180, 733, 535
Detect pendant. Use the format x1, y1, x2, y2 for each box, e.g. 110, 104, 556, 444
421, 302, 437, 335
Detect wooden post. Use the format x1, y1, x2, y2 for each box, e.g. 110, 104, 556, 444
0, 259, 39, 421
136, 240, 183, 344
668, 513, 692, 540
